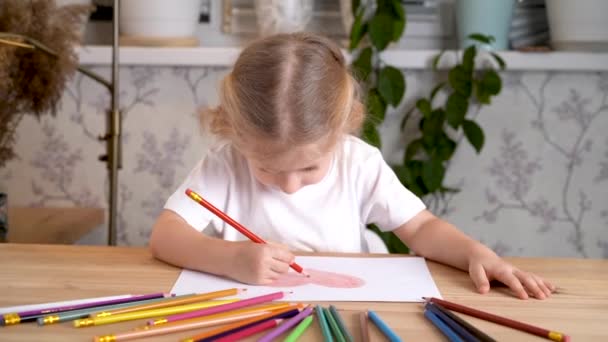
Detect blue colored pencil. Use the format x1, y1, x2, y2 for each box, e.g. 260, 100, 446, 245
430, 302, 496, 342
426, 302, 481, 342
424, 309, 464, 342
316, 305, 334, 342
367, 310, 402, 342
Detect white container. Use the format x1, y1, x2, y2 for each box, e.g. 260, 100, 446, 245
254, 0, 313, 36
119, 0, 202, 37
546, 0, 608, 51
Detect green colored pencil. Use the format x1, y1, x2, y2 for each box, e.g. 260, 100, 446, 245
329, 305, 354, 342
315, 305, 334, 342
284, 315, 314, 342
324, 307, 346, 342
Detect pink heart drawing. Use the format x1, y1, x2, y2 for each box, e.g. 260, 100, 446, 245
268, 268, 365, 288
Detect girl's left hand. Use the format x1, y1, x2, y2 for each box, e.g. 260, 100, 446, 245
468, 255, 556, 299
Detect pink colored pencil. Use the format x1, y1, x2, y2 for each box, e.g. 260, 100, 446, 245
151, 291, 286, 324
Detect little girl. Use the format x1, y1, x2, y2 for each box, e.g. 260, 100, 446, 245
150, 32, 554, 300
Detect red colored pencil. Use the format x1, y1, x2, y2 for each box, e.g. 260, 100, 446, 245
185, 188, 307, 275
425, 297, 570, 342
214, 319, 280, 342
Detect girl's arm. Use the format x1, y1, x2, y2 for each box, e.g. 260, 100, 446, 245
149, 209, 294, 284
393, 209, 555, 299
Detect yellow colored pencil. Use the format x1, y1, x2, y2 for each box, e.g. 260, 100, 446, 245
93, 304, 301, 342
93, 288, 243, 317
145, 302, 294, 327
74, 299, 237, 327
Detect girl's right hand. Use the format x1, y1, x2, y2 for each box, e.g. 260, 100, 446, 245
229, 241, 295, 285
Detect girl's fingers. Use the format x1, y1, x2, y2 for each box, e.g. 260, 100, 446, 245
534, 274, 554, 297
515, 270, 545, 299
495, 269, 528, 299
469, 263, 491, 294
269, 258, 291, 274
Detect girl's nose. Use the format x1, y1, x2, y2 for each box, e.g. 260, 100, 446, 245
278, 173, 301, 194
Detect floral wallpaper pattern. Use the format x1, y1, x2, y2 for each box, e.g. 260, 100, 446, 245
1, 66, 606, 257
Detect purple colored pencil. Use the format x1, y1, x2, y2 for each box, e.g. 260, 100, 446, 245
9, 293, 166, 319
257, 306, 314, 342
155, 291, 285, 324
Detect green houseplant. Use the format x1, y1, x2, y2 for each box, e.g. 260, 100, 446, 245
349, 0, 506, 253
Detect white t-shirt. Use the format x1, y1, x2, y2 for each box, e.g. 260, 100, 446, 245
164, 135, 426, 252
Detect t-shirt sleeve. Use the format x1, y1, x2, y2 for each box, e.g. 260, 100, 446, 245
163, 151, 230, 233
358, 149, 426, 232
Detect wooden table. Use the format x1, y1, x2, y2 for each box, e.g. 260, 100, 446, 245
0, 244, 606, 341
7, 208, 104, 244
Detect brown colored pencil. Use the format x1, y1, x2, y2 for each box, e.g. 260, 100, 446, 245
360, 312, 370, 342
426, 297, 570, 342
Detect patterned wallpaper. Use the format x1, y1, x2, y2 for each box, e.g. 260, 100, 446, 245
1, 66, 606, 258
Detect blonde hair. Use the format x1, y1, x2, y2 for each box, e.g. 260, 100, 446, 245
203, 32, 364, 156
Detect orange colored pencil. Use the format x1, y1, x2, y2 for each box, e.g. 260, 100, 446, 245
93, 288, 243, 317
360, 312, 370, 342
93, 304, 300, 342
181, 305, 301, 342
426, 297, 570, 342
185, 188, 307, 276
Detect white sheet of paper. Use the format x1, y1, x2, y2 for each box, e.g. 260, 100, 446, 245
171, 256, 442, 302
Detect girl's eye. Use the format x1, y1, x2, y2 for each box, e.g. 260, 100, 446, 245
303, 166, 318, 172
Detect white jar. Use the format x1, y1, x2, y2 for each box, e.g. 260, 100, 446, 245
254, 0, 313, 36
119, 0, 202, 38
546, 0, 608, 51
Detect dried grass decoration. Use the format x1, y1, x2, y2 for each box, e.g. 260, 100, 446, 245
0, 0, 92, 167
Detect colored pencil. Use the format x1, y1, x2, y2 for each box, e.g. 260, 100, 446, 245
93, 305, 300, 342
0, 294, 130, 315
93, 288, 241, 317
425, 303, 481, 342
426, 297, 570, 342
424, 309, 464, 342
329, 305, 354, 342
429, 302, 496, 342
185, 188, 307, 276
359, 312, 370, 342
1, 293, 166, 326
146, 302, 293, 327
38, 296, 179, 325
284, 315, 314, 342
316, 305, 334, 342
324, 307, 346, 342
257, 306, 314, 342
214, 319, 282, 342
157, 291, 286, 324
367, 310, 402, 342
74, 299, 236, 327
181, 307, 300, 342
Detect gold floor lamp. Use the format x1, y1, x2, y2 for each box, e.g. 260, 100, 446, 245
0, 0, 122, 245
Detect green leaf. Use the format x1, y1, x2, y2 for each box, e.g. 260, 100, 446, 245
430, 82, 446, 102
416, 98, 432, 117
462, 119, 485, 153
445, 92, 469, 128
351, 0, 361, 17
349, 10, 367, 50
468, 33, 495, 45
448, 65, 472, 97
378, 66, 405, 107
463, 45, 476, 72
400, 106, 415, 131
432, 51, 446, 70
352, 47, 372, 81
367, 88, 386, 123
363, 118, 382, 148
422, 158, 445, 192
393, 164, 415, 186
490, 52, 506, 70
369, 12, 394, 50
404, 160, 426, 196
389, 0, 406, 41
405, 138, 423, 161
480, 70, 502, 95
436, 134, 456, 161
422, 109, 445, 145
475, 70, 501, 104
